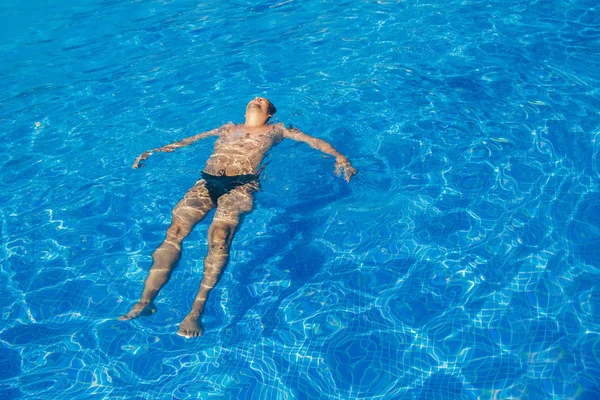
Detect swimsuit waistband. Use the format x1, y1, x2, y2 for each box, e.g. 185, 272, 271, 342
201, 171, 259, 182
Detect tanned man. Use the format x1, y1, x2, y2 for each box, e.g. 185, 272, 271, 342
119, 97, 357, 338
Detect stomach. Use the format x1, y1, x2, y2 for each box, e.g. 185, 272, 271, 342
203, 153, 261, 176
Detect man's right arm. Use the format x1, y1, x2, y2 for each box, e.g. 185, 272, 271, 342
132, 124, 229, 169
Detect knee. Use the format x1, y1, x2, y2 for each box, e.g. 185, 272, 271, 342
208, 225, 234, 253
166, 220, 192, 240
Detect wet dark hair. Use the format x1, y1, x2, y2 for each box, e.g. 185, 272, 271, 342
267, 100, 277, 116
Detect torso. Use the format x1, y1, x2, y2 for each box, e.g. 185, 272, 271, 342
203, 123, 284, 176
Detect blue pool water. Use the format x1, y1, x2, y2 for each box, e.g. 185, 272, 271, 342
1, 0, 600, 398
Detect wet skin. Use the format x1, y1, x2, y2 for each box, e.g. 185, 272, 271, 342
119, 98, 356, 338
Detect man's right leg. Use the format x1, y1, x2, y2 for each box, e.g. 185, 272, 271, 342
119, 179, 215, 321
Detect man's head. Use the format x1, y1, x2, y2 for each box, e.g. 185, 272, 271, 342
245, 97, 276, 126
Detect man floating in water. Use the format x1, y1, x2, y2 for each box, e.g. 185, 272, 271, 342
119, 97, 356, 338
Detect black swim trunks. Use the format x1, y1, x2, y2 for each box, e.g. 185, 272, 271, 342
201, 172, 259, 204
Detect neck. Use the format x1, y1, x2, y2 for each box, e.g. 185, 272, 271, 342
244, 116, 268, 128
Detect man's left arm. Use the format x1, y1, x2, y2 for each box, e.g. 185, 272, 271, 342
283, 126, 357, 182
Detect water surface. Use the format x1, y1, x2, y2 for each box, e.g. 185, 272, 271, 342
1, 0, 599, 398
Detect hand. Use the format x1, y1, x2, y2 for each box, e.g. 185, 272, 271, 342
335, 157, 357, 182
132, 151, 153, 169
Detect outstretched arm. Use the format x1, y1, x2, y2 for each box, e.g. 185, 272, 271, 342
283, 126, 357, 181
132, 125, 227, 169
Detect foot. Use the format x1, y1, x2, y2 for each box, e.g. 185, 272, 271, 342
177, 314, 204, 338
118, 301, 157, 321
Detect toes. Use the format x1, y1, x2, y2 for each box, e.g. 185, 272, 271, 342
118, 313, 135, 321
176, 328, 201, 338
176, 330, 191, 338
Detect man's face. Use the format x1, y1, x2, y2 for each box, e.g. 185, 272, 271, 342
246, 97, 273, 116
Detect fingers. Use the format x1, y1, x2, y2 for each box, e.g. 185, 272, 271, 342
335, 164, 342, 176
335, 162, 357, 182
132, 156, 145, 169
132, 158, 141, 169
345, 167, 357, 182
132, 151, 153, 169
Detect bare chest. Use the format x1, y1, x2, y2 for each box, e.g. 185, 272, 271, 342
215, 126, 283, 153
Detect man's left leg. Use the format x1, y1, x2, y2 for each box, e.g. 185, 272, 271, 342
177, 181, 258, 338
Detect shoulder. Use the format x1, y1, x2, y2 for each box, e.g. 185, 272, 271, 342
218, 122, 237, 135
269, 122, 285, 133
267, 122, 285, 136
